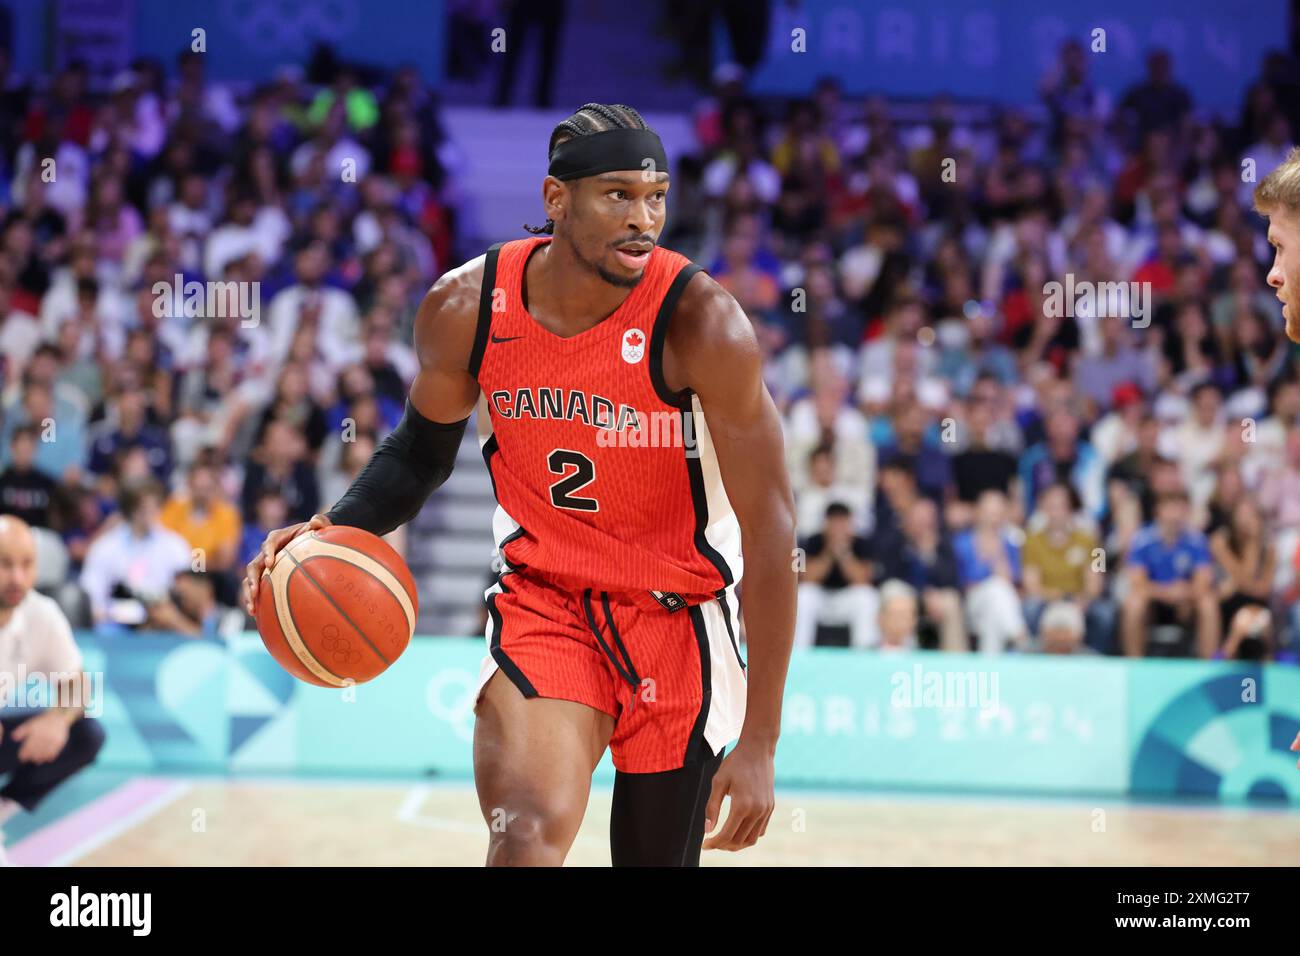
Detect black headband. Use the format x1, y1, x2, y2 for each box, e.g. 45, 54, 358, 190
547, 128, 669, 181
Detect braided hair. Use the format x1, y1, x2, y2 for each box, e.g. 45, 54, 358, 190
524, 103, 654, 235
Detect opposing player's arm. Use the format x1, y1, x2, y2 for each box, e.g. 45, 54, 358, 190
668, 273, 797, 851
244, 259, 484, 613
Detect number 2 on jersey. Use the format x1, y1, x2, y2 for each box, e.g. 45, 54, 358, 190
547, 449, 599, 512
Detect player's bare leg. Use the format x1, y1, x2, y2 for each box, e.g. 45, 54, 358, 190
473, 670, 615, 866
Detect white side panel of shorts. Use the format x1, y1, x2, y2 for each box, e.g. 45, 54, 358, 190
489, 505, 522, 562
690, 394, 743, 585
699, 595, 747, 756
476, 562, 512, 704
478, 409, 518, 705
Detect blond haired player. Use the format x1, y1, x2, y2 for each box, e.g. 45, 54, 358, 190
1257, 145, 1300, 344
1256, 147, 1300, 764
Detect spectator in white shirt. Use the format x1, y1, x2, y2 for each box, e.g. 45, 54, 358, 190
203, 191, 288, 282
785, 350, 873, 492
856, 295, 938, 402
1162, 381, 1227, 519
265, 238, 361, 371
10, 137, 88, 219
0, 279, 41, 380
79, 478, 192, 628
795, 443, 870, 536
702, 128, 781, 204
290, 107, 372, 184
0, 515, 105, 865
795, 503, 879, 649
877, 579, 920, 652
39, 244, 130, 355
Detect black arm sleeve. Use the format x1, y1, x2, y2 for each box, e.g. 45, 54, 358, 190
324, 398, 469, 536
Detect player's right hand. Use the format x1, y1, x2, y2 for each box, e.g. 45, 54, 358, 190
244, 514, 333, 615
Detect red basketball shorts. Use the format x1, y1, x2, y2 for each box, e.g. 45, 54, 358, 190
475, 567, 747, 773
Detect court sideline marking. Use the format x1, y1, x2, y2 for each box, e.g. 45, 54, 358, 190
9, 777, 192, 867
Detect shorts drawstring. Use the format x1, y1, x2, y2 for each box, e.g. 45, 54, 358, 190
582, 588, 642, 712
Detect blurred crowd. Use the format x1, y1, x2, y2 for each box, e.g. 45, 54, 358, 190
0, 47, 452, 638
0, 36, 1297, 662
660, 43, 1300, 662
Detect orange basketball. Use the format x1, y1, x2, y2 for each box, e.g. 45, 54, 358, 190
255, 525, 418, 686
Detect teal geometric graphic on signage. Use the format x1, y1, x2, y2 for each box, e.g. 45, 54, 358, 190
93, 686, 155, 769
91, 637, 219, 770
232, 645, 296, 709
227, 656, 290, 716
1132, 733, 1213, 791
229, 715, 270, 753
1270, 712, 1300, 752
1184, 711, 1252, 776
1132, 669, 1300, 801
155, 643, 229, 762
156, 641, 225, 703
1174, 752, 1224, 794
1247, 779, 1288, 800
1218, 741, 1299, 800
228, 708, 298, 771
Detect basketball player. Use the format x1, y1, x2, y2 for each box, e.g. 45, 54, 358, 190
1256, 144, 1300, 344
245, 104, 798, 866
1257, 148, 1300, 768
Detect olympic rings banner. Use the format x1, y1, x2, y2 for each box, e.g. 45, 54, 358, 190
65, 632, 1300, 803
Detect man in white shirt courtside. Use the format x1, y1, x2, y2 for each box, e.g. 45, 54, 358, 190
0, 515, 106, 864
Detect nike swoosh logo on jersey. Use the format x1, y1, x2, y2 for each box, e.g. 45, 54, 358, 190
491, 334, 525, 343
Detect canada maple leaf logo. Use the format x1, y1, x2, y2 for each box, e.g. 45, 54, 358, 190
622, 328, 647, 364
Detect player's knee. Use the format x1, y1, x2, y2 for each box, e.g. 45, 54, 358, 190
484, 803, 571, 864
485, 824, 555, 865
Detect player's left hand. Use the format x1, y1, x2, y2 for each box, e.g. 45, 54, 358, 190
702, 737, 775, 852
11, 711, 71, 765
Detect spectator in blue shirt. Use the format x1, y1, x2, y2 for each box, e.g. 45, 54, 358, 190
877, 403, 953, 504
86, 383, 172, 485
1019, 406, 1105, 520
1121, 488, 1219, 657
241, 418, 319, 525
951, 489, 1028, 653
0, 381, 87, 485
239, 488, 289, 568
873, 495, 968, 651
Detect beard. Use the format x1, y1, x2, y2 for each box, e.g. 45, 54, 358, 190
563, 231, 644, 289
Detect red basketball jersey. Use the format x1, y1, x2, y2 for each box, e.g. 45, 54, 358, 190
469, 236, 742, 612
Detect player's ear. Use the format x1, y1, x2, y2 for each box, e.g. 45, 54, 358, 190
541, 175, 566, 223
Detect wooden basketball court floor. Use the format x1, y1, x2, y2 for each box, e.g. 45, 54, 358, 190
6, 772, 1298, 866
